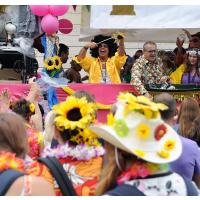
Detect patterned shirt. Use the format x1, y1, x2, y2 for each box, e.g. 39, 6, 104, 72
131, 55, 164, 95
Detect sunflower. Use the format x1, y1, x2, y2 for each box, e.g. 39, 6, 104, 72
136, 123, 150, 140
112, 32, 125, 41
53, 96, 96, 131
53, 55, 62, 70
44, 57, 55, 71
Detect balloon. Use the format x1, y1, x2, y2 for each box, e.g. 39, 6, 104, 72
49, 5, 69, 16
59, 19, 73, 34
30, 5, 49, 16
41, 14, 59, 35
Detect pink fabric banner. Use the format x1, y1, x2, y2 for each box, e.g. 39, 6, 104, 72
57, 83, 138, 122
0, 83, 138, 122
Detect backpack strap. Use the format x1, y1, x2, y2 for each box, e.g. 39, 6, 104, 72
37, 157, 77, 196
182, 176, 199, 196
106, 184, 145, 196
0, 169, 24, 196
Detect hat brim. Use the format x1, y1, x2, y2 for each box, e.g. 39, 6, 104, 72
90, 123, 182, 164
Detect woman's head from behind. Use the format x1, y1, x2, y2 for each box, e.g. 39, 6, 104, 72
11, 99, 35, 122
45, 96, 99, 146
178, 97, 200, 137
0, 113, 28, 158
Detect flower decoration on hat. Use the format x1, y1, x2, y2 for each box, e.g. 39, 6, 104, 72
107, 113, 115, 126
53, 96, 96, 131
154, 124, 167, 141
118, 93, 168, 119
157, 139, 176, 159
164, 139, 176, 151
113, 119, 129, 137
136, 123, 150, 140
133, 149, 146, 158
29, 103, 35, 113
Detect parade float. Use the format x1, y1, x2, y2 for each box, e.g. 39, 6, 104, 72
0, 5, 200, 122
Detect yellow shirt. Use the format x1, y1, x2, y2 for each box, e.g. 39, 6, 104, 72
170, 64, 185, 84
73, 53, 127, 83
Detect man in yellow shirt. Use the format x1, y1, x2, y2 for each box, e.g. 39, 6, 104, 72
73, 34, 127, 84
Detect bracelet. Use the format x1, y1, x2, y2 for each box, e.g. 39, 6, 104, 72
83, 46, 88, 50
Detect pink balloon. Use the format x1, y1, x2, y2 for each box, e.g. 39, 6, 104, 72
59, 19, 73, 34
30, 5, 49, 16
41, 14, 59, 35
49, 5, 69, 16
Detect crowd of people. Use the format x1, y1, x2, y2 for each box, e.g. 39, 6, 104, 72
1, 29, 200, 196
0, 80, 200, 195
50, 30, 200, 99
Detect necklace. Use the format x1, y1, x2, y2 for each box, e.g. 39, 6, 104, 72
0, 151, 25, 172
42, 142, 105, 161
117, 161, 169, 185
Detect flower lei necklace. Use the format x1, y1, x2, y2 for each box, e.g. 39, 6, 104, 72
42, 142, 105, 161
117, 161, 169, 185
0, 151, 25, 172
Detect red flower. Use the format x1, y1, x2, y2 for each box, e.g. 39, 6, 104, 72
154, 124, 167, 140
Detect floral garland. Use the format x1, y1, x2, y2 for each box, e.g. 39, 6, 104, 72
117, 161, 169, 185
0, 151, 25, 172
42, 142, 105, 161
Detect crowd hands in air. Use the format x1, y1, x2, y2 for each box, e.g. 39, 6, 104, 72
1, 30, 200, 196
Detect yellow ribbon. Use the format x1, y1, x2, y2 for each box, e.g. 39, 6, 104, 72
62, 86, 112, 110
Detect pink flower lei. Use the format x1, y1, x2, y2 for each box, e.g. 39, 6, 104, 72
42, 142, 105, 161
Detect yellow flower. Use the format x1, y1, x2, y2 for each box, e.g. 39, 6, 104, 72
53, 55, 62, 70
136, 123, 150, 140
157, 150, 170, 159
80, 128, 100, 146
53, 96, 96, 131
107, 113, 115, 125
164, 139, 176, 151
113, 32, 125, 41
44, 57, 55, 71
118, 92, 137, 103
133, 149, 146, 157
29, 103, 35, 113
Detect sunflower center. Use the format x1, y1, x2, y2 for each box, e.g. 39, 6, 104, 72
48, 60, 54, 66
55, 59, 59, 65
67, 108, 82, 121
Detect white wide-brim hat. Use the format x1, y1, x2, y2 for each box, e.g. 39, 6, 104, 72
90, 97, 182, 164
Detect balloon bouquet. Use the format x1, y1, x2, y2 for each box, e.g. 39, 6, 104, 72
30, 5, 74, 109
